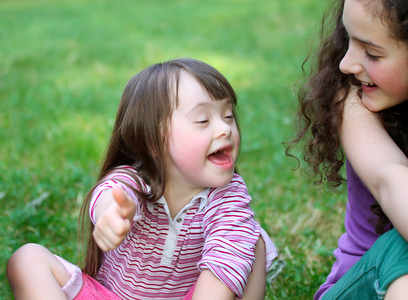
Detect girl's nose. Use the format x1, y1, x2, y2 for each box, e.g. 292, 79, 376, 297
339, 47, 363, 75
215, 119, 232, 138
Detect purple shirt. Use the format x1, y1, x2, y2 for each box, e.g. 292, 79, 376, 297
315, 160, 385, 299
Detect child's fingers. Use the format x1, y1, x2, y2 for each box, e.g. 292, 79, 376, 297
108, 216, 131, 239
92, 187, 135, 252
93, 218, 130, 251
93, 226, 112, 251
112, 187, 136, 221
94, 233, 115, 252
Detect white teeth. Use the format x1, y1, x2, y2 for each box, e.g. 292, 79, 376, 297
362, 82, 375, 86
212, 147, 230, 155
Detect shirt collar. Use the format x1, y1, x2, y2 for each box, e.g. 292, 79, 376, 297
194, 188, 211, 211
146, 188, 211, 213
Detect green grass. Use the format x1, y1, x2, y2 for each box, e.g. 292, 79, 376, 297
0, 0, 347, 298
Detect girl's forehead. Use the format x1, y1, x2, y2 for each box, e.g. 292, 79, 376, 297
343, 0, 390, 35
354, 0, 386, 20
171, 68, 235, 111
179, 74, 208, 102
178, 70, 200, 87
175, 71, 208, 103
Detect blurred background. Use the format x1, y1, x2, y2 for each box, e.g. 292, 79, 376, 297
0, 0, 347, 298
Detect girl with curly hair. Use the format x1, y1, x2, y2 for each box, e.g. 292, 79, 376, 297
287, 0, 408, 298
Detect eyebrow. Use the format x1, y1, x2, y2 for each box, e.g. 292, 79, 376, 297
352, 36, 385, 49
188, 102, 209, 113
342, 21, 385, 50
186, 98, 232, 116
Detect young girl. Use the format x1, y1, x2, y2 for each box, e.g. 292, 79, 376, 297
287, 0, 408, 298
7, 58, 277, 300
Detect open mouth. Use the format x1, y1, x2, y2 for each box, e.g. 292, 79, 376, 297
361, 81, 377, 88
208, 147, 232, 165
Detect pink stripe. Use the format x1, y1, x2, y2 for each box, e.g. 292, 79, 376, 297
88, 169, 275, 299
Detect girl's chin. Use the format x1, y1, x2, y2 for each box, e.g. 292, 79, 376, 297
361, 94, 382, 112
215, 173, 235, 187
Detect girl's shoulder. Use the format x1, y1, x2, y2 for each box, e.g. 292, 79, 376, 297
100, 165, 149, 193
105, 165, 138, 176
211, 173, 247, 192
202, 174, 255, 224
207, 173, 251, 205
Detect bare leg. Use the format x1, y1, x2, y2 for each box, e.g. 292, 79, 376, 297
385, 274, 408, 300
7, 243, 71, 300
239, 237, 266, 300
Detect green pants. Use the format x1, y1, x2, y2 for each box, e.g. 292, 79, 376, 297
322, 229, 408, 299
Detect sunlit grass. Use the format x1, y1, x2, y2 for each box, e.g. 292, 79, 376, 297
0, 0, 346, 298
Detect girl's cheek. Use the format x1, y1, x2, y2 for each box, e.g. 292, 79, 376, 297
176, 134, 207, 160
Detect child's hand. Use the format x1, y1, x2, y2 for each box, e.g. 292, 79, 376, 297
93, 187, 136, 252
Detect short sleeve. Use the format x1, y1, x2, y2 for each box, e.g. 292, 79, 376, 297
89, 166, 145, 224
197, 174, 259, 298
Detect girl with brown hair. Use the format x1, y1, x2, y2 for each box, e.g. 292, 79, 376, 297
7, 58, 277, 300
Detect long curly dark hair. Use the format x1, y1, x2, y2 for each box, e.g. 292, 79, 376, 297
286, 0, 408, 234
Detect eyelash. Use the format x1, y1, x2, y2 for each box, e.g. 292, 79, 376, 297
344, 31, 381, 62
196, 114, 235, 124
366, 51, 380, 61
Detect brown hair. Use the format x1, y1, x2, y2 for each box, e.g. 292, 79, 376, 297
286, 0, 408, 233
79, 58, 239, 277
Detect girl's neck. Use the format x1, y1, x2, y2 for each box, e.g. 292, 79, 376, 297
163, 183, 203, 219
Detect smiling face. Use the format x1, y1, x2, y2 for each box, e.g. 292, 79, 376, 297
165, 71, 240, 194
339, 0, 408, 111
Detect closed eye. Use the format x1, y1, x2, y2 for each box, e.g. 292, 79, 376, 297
365, 51, 380, 61
225, 114, 236, 121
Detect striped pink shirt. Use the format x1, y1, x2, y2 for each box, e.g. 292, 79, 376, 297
89, 167, 276, 299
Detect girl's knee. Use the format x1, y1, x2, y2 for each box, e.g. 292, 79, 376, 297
7, 243, 68, 285
9, 243, 49, 263
7, 244, 42, 285
7, 244, 72, 299
8, 244, 47, 275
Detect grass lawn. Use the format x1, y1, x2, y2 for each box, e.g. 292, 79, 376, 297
0, 0, 347, 298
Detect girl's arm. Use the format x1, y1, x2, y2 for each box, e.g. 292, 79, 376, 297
340, 92, 408, 240
192, 270, 235, 300
192, 237, 266, 300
